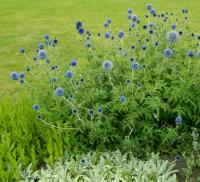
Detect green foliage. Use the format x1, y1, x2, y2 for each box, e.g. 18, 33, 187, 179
18, 150, 177, 182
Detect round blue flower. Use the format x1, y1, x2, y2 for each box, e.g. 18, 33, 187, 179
19, 72, 25, 79
70, 59, 77, 66
167, 31, 179, 43
130, 22, 135, 28
171, 24, 176, 29
86, 43, 91, 48
143, 25, 147, 30
150, 8, 156, 15
128, 8, 133, 14
53, 38, 58, 44
164, 48, 173, 57
188, 50, 194, 58
38, 50, 47, 60
65, 71, 74, 78
33, 104, 40, 111
76, 21, 82, 29
50, 77, 58, 83
38, 43, 44, 49
148, 22, 154, 28
149, 29, 154, 34
118, 31, 124, 38
10, 72, 18, 80
44, 34, 50, 40
104, 32, 111, 39
103, 21, 109, 28
131, 15, 138, 22
19, 48, 25, 53
131, 61, 140, 70
88, 109, 94, 117
33, 56, 37, 61
102, 60, 113, 71
19, 79, 24, 84
128, 14, 132, 19
142, 45, 147, 51
175, 116, 182, 125
97, 106, 103, 113
119, 96, 126, 103
55, 87, 64, 96
78, 28, 84, 34
146, 3, 153, 10
107, 19, 112, 24
197, 50, 200, 58
175, 154, 181, 161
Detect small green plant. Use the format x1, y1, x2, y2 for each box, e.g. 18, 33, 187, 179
18, 150, 177, 182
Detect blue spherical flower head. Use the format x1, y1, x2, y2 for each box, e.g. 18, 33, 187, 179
130, 22, 135, 28
38, 50, 47, 60
164, 48, 173, 57
70, 59, 77, 66
10, 72, 19, 80
143, 25, 147, 30
131, 15, 138, 22
119, 96, 126, 103
146, 3, 153, 10
148, 22, 154, 28
128, 14, 132, 19
33, 104, 40, 111
26, 66, 30, 72
55, 87, 64, 96
150, 9, 156, 15
97, 106, 103, 113
175, 116, 182, 125
38, 43, 44, 49
19, 48, 25, 53
128, 8, 133, 14
33, 56, 37, 61
197, 50, 200, 58
86, 43, 91, 48
104, 32, 111, 39
107, 19, 112, 24
19, 72, 25, 79
103, 21, 109, 28
175, 154, 181, 161
171, 24, 176, 29
131, 61, 140, 70
65, 71, 74, 78
167, 31, 179, 43
78, 28, 84, 35
118, 31, 125, 38
188, 50, 194, 58
102, 60, 113, 71
76, 21, 82, 29
44, 34, 50, 40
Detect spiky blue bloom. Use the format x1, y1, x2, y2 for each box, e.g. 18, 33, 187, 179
53, 38, 58, 44
175, 154, 181, 161
26, 66, 30, 72
78, 28, 84, 34
164, 48, 173, 57
148, 22, 154, 28
10, 72, 18, 80
103, 21, 109, 28
44, 34, 50, 40
70, 59, 77, 66
55, 87, 64, 96
131, 61, 140, 70
76, 21, 82, 29
33, 104, 40, 111
104, 32, 111, 39
171, 24, 176, 29
19, 48, 25, 53
143, 25, 147, 30
167, 31, 179, 43
38, 43, 44, 49
188, 50, 194, 58
50, 77, 58, 83
97, 106, 103, 113
142, 45, 147, 51
128, 8, 133, 14
149, 29, 154, 34
65, 71, 74, 78
130, 22, 135, 28
175, 116, 182, 125
131, 15, 138, 22
36, 115, 42, 120
119, 96, 126, 103
38, 50, 47, 59
197, 50, 200, 58
146, 3, 153, 10
102, 60, 113, 71
128, 14, 132, 19
118, 31, 124, 38
150, 8, 156, 15
19, 72, 25, 79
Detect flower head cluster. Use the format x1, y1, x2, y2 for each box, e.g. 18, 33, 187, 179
102, 60, 113, 71
167, 31, 179, 43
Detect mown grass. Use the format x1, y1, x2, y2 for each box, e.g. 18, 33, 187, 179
0, 0, 200, 95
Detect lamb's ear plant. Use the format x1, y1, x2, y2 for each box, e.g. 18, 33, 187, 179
18, 150, 177, 182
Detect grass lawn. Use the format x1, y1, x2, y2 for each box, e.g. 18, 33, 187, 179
0, 0, 200, 95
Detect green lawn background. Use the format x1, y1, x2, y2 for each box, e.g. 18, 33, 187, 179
0, 0, 200, 96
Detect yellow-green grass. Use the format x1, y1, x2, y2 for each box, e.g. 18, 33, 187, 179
0, 0, 200, 95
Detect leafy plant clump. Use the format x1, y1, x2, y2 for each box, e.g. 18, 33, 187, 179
10, 3, 200, 156
19, 150, 177, 182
